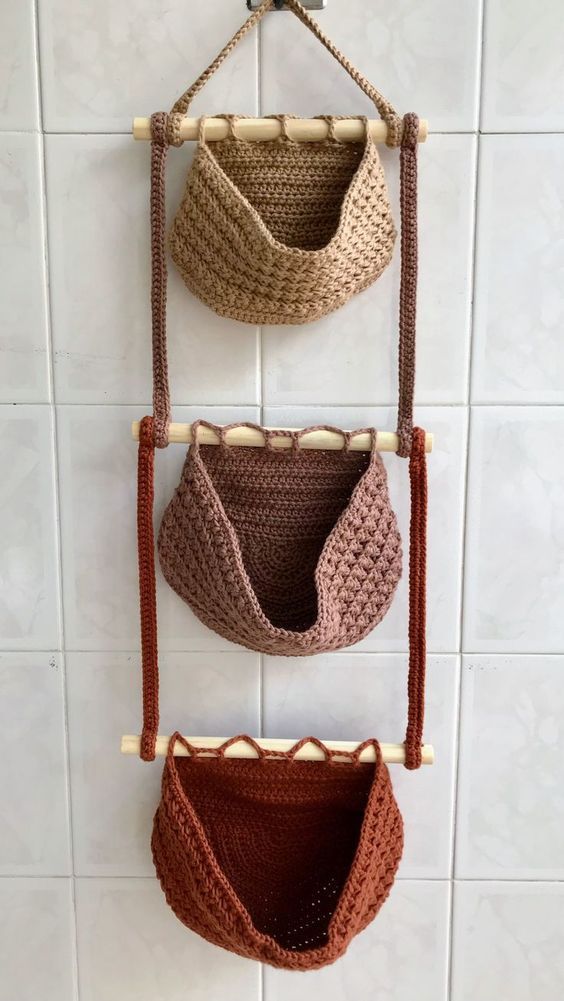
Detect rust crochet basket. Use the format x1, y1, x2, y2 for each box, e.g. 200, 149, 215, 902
152, 734, 404, 970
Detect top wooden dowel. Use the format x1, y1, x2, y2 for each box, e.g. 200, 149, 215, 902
131, 422, 434, 453
132, 116, 429, 144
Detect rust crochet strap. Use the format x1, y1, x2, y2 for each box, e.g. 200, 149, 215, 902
168, 0, 402, 147
150, 113, 171, 449
404, 426, 427, 770
396, 112, 419, 458
137, 416, 159, 760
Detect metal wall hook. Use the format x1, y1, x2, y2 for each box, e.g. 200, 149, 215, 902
247, 1, 327, 9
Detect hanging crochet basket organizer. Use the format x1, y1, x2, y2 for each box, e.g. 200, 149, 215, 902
126, 0, 433, 972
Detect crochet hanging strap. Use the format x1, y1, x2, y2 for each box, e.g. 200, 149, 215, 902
137, 0, 427, 768
166, 0, 403, 148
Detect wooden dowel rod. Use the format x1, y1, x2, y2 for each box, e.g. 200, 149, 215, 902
121, 735, 434, 765
131, 421, 433, 453
132, 116, 429, 144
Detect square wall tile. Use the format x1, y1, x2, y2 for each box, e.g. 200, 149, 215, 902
482, 0, 564, 131
0, 652, 70, 875
0, 134, 50, 402
452, 882, 564, 1001
39, 0, 258, 132
261, 0, 480, 131
75, 878, 260, 1001
262, 135, 475, 407
0, 405, 60, 648
57, 405, 258, 650
464, 408, 564, 652
472, 136, 564, 404
264, 654, 458, 879
264, 881, 450, 1001
263, 406, 467, 653
45, 136, 259, 406
67, 650, 259, 876
0, 3, 39, 129
456, 655, 564, 879
0, 878, 76, 1001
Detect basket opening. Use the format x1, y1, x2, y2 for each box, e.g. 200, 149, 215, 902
209, 138, 366, 251
199, 444, 371, 632
175, 757, 374, 952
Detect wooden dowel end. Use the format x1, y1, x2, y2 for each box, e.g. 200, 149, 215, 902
132, 116, 429, 144
130, 421, 433, 453
121, 735, 434, 765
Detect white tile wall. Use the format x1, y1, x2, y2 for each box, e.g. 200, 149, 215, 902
0, 405, 60, 648
0, 4, 40, 130
452, 882, 564, 1001
0, 878, 76, 1001
464, 408, 564, 652
1, 2, 563, 999
456, 655, 564, 879
472, 136, 564, 404
0, 134, 50, 401
74, 878, 260, 1001
0, 652, 71, 876
482, 1, 564, 132
38, 0, 259, 132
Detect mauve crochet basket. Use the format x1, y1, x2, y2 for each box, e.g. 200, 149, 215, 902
157, 421, 403, 655
131, 0, 429, 973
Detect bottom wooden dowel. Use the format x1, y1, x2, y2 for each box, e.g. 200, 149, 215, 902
120, 735, 434, 765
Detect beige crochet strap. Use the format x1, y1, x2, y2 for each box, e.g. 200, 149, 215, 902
149, 113, 171, 448
168, 0, 402, 147
396, 112, 419, 458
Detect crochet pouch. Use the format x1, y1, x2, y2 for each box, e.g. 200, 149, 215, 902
157, 421, 403, 655
151, 733, 404, 969
149, 0, 413, 325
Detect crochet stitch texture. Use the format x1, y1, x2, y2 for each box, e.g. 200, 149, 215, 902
158, 423, 403, 655
169, 118, 397, 325
152, 734, 404, 969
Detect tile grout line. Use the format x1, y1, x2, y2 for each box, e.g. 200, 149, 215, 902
7, 399, 564, 409
32, 2, 81, 999
6, 646, 564, 657
447, 0, 488, 996
1, 873, 562, 883
6, 127, 564, 137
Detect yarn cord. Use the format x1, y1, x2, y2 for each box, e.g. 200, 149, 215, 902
404, 427, 427, 770
168, 0, 402, 145
137, 416, 159, 761
396, 112, 419, 458
150, 113, 171, 448
396, 113, 427, 769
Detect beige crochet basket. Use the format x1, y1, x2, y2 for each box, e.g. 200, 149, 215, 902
168, 113, 397, 324
148, 0, 413, 329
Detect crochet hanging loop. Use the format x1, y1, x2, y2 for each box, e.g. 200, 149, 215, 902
404, 425, 428, 770
137, 415, 159, 761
